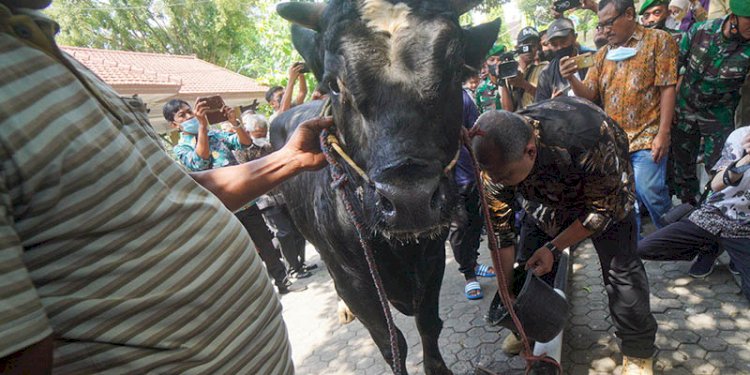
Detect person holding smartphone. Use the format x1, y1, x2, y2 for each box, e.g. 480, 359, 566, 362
500, 27, 549, 111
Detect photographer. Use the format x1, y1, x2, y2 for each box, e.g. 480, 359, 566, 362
500, 27, 549, 111
266, 62, 309, 121
535, 18, 591, 101
476, 44, 506, 113
639, 127, 750, 301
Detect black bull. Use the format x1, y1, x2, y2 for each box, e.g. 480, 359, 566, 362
270, 1, 500, 374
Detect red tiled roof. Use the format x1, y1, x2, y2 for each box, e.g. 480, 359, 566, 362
61, 46, 267, 95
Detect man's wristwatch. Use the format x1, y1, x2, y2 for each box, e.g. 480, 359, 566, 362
544, 241, 561, 261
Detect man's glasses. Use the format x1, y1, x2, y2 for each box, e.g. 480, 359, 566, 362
596, 10, 626, 31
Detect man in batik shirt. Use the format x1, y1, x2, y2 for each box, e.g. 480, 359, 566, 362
473, 97, 657, 374
672, 0, 750, 205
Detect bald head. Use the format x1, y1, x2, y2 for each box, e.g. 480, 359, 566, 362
471, 110, 533, 167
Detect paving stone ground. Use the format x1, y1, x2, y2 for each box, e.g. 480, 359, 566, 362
280, 239, 749, 374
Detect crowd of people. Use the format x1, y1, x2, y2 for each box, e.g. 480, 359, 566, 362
2, 0, 749, 374
456, 0, 749, 373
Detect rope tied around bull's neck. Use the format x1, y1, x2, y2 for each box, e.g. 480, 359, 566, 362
461, 128, 562, 375
318, 99, 403, 375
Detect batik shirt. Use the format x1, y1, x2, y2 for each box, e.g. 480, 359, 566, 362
677, 16, 750, 114
482, 97, 636, 248
174, 131, 247, 171
689, 126, 750, 238
475, 77, 502, 113
583, 25, 679, 152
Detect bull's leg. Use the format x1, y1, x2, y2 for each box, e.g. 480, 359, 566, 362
415, 246, 452, 375
328, 263, 409, 374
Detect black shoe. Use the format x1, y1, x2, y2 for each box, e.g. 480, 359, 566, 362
278, 278, 307, 294
689, 254, 716, 278
301, 263, 318, 272
290, 269, 312, 279
729, 261, 741, 275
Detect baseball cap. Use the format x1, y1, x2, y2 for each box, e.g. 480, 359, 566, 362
546, 18, 575, 40
517, 27, 540, 45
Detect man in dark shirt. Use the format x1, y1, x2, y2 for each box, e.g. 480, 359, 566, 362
535, 18, 592, 101
473, 97, 657, 374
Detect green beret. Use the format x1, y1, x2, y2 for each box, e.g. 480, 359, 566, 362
731, 0, 750, 17
486, 44, 506, 58
639, 0, 670, 15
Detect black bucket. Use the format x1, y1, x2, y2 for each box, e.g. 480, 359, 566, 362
488, 268, 568, 343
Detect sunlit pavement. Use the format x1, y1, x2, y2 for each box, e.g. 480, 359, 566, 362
280, 239, 749, 374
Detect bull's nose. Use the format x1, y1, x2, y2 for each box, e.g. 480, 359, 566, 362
374, 176, 446, 231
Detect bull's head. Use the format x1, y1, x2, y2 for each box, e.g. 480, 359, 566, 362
278, 0, 500, 240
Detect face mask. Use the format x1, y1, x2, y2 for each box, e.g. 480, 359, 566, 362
539, 50, 554, 62
605, 46, 638, 61
665, 15, 681, 29
645, 18, 667, 30
729, 19, 750, 43
252, 136, 269, 147
554, 45, 576, 60
180, 117, 200, 134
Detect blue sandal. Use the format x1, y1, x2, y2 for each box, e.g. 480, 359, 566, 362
475, 264, 496, 278
464, 281, 483, 300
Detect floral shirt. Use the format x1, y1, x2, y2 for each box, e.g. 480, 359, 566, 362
689, 126, 750, 238
483, 97, 636, 248
583, 25, 679, 152
174, 130, 247, 172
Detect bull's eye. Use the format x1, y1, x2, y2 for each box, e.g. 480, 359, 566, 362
328, 79, 341, 96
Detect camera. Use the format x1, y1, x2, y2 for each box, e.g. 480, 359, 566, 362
553, 0, 582, 13
489, 52, 520, 80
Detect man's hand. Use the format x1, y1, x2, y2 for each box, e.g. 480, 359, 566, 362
194, 98, 209, 127
506, 72, 526, 88
525, 247, 555, 276
559, 56, 579, 80
223, 105, 237, 125
288, 63, 303, 81
651, 131, 670, 163
281, 117, 334, 171
582, 0, 598, 12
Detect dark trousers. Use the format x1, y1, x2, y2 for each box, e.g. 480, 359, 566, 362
519, 212, 657, 358
262, 204, 307, 272
638, 218, 750, 301
236, 205, 288, 287
449, 184, 483, 280
516, 213, 562, 287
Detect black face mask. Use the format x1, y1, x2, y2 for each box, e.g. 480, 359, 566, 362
729, 18, 750, 43
645, 19, 667, 30
539, 50, 554, 62
554, 45, 577, 60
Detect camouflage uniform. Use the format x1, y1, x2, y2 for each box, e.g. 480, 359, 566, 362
672, 16, 750, 203
475, 77, 502, 113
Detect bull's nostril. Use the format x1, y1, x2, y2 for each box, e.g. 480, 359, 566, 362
378, 194, 395, 214
430, 187, 445, 210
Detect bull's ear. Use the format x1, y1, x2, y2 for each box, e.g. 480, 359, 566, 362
450, 0, 483, 15
463, 18, 502, 71
292, 24, 325, 82
277, 2, 325, 32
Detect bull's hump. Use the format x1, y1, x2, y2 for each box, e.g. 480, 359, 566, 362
360, 0, 412, 36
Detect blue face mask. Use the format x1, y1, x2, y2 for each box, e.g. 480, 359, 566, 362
180, 117, 200, 134
605, 46, 638, 61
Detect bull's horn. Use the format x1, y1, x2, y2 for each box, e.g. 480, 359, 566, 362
450, 0, 482, 15
276, 2, 326, 31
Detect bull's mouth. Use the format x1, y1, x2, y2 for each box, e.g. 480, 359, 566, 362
375, 223, 450, 243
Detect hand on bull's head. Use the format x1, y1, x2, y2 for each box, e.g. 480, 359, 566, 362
280, 116, 334, 172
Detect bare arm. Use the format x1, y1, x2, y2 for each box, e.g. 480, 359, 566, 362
193, 99, 211, 160
223, 106, 252, 146
190, 117, 333, 211
280, 64, 302, 113
711, 154, 750, 192
652, 85, 676, 162
561, 57, 597, 101
0, 335, 54, 375
526, 220, 593, 276
500, 83, 515, 111
295, 73, 308, 105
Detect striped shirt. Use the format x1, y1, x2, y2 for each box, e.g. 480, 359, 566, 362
0, 6, 292, 374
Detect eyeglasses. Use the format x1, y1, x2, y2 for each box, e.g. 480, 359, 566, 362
596, 11, 626, 31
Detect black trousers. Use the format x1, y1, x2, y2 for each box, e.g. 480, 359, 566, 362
638, 218, 750, 301
236, 205, 287, 287
518, 212, 657, 358
449, 183, 484, 280
262, 204, 307, 272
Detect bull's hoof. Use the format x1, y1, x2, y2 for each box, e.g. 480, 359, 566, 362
337, 300, 356, 324
425, 361, 452, 375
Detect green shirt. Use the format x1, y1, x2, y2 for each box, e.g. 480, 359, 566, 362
678, 16, 750, 112
475, 77, 502, 113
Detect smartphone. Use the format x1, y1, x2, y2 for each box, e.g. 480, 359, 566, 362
295, 62, 310, 73
199, 95, 228, 125
553, 0, 582, 13
574, 53, 594, 69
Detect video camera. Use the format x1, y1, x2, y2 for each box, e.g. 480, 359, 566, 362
553, 0, 582, 13
489, 51, 519, 80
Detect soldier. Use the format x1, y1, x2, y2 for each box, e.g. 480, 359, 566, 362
476, 44, 506, 113
671, 0, 750, 207
640, 0, 685, 42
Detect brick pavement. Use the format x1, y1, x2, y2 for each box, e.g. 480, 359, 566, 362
280, 240, 749, 374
